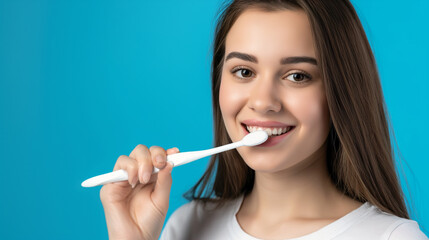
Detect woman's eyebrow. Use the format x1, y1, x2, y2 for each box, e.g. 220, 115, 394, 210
225, 51, 317, 65
225, 52, 257, 63
280, 56, 317, 65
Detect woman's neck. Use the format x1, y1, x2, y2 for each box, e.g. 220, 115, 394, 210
239, 145, 360, 222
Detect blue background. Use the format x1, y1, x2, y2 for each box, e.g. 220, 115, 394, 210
0, 0, 427, 239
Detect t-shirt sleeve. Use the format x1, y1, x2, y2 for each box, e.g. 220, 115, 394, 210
389, 221, 428, 240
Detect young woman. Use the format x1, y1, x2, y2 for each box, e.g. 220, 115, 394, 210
99, 0, 428, 239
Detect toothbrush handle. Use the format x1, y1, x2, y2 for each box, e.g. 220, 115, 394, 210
81, 141, 243, 187
81, 169, 129, 187
165, 141, 242, 167
82, 167, 164, 187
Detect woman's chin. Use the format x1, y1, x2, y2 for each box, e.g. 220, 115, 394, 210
243, 157, 288, 173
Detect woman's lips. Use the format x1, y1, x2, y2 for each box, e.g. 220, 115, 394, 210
241, 119, 291, 128
241, 124, 295, 147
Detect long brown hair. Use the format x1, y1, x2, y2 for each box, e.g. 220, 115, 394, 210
185, 0, 410, 219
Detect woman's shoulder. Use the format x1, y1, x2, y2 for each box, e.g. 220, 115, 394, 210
344, 202, 428, 239
370, 206, 428, 240
160, 197, 243, 240
388, 220, 428, 240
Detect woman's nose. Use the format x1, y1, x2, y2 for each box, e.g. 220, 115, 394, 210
247, 79, 282, 114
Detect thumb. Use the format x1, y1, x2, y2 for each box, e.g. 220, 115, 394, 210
151, 162, 174, 213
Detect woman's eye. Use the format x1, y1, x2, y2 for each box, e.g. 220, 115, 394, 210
285, 72, 310, 83
232, 68, 254, 78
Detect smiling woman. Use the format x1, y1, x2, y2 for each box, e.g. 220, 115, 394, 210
99, 0, 428, 239
167, 0, 428, 239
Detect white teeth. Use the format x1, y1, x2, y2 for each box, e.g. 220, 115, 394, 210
245, 125, 292, 136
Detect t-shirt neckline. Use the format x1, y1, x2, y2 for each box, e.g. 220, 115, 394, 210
229, 195, 372, 240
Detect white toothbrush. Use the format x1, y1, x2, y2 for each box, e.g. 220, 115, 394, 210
81, 130, 268, 187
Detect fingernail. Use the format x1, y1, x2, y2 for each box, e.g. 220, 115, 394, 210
156, 155, 164, 164
143, 172, 151, 184
132, 177, 138, 188
138, 165, 143, 182
132, 183, 136, 189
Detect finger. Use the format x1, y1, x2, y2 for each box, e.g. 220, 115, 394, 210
113, 155, 139, 188
149, 146, 168, 170
130, 144, 153, 185
166, 147, 180, 155
151, 162, 174, 213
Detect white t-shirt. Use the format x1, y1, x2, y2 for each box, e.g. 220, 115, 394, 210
160, 195, 428, 240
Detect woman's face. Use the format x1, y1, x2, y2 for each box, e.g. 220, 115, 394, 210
219, 9, 331, 173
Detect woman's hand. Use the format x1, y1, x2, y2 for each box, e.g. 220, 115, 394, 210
99, 145, 179, 240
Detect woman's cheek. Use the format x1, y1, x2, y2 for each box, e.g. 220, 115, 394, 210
219, 78, 246, 140
219, 79, 233, 118
290, 88, 330, 145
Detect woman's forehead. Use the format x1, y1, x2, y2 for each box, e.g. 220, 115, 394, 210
225, 9, 316, 61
